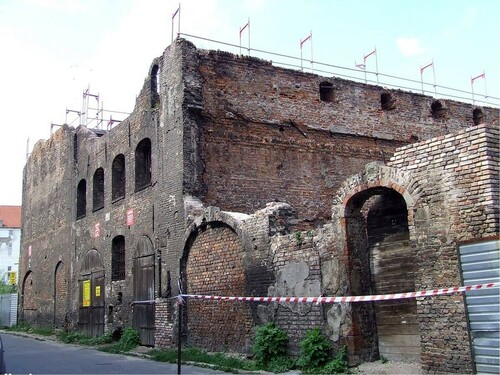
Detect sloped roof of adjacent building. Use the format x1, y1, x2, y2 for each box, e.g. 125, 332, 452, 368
0, 205, 22, 228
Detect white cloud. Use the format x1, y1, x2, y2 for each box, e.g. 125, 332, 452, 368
396, 36, 425, 57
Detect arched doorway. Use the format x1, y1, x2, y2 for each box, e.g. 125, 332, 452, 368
22, 271, 36, 324
181, 222, 253, 352
132, 235, 155, 346
53, 261, 68, 328
78, 250, 105, 337
346, 187, 420, 363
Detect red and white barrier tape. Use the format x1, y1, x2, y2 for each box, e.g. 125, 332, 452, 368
180, 282, 500, 304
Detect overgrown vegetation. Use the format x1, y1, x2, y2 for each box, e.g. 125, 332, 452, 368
297, 328, 349, 374
100, 327, 140, 353
297, 327, 332, 371
58, 327, 139, 353
148, 347, 258, 373
252, 322, 291, 371
8, 321, 350, 373
322, 346, 349, 374
57, 330, 113, 345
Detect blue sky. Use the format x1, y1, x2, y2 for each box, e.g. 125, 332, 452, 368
1, 0, 499, 205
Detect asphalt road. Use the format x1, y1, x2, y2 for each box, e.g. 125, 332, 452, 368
2, 332, 224, 374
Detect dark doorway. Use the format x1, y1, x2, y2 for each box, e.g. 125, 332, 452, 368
53, 261, 67, 328
132, 236, 155, 346
22, 271, 36, 324
345, 187, 420, 363
78, 250, 105, 338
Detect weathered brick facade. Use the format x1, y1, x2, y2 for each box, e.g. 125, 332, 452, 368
20, 38, 499, 372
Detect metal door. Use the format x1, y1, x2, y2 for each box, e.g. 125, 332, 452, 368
459, 240, 500, 374
132, 236, 155, 346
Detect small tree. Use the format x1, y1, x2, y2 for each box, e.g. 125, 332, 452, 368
298, 327, 332, 371
0, 277, 16, 294
252, 322, 289, 367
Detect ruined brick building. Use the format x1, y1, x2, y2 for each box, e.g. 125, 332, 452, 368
20, 39, 499, 373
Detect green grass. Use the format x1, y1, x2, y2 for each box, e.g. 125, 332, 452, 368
6, 322, 54, 336
148, 347, 259, 373
57, 330, 114, 345
98, 327, 140, 353
58, 327, 138, 354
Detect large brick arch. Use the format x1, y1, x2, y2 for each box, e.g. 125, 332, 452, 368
332, 162, 418, 222
182, 221, 253, 353
329, 162, 422, 363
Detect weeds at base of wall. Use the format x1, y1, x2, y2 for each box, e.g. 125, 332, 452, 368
100, 327, 140, 353
251, 323, 350, 374
6, 321, 54, 336
148, 347, 258, 373
57, 326, 140, 353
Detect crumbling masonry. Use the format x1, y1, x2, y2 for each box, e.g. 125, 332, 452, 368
20, 39, 499, 373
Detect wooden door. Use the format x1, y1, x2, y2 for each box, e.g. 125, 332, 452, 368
78, 250, 105, 338
132, 236, 155, 346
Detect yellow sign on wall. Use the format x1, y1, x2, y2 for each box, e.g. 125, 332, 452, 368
95, 285, 101, 297
9, 271, 16, 285
83, 280, 91, 307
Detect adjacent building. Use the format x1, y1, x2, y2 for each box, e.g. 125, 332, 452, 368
0, 206, 21, 288
19, 39, 499, 373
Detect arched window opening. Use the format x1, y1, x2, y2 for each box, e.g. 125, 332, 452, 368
319, 81, 334, 102
93, 168, 105, 211
73, 134, 78, 164
112, 236, 125, 281
151, 65, 160, 108
381, 92, 396, 110
473, 107, 484, 125
151, 65, 160, 94
135, 138, 152, 191
112, 154, 126, 201
76, 179, 87, 219
431, 100, 447, 119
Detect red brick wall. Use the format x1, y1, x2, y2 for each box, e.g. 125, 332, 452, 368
387, 123, 499, 372
201, 119, 400, 222
185, 224, 253, 352
197, 51, 411, 222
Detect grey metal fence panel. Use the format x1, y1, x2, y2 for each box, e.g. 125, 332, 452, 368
0, 294, 17, 327
9, 293, 17, 326
459, 240, 500, 375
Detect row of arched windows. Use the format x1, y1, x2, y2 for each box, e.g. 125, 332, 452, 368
76, 138, 152, 220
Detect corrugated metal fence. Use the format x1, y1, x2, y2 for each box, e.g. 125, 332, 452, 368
459, 240, 500, 374
0, 293, 18, 327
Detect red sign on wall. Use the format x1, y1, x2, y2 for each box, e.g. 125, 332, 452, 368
94, 223, 101, 238
126, 209, 134, 226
